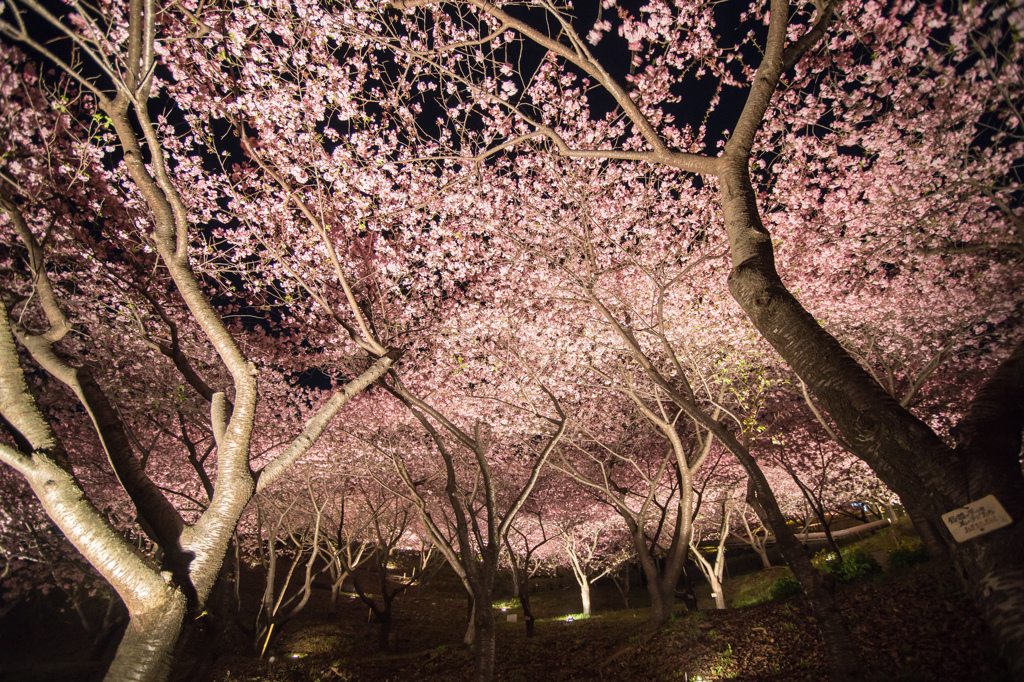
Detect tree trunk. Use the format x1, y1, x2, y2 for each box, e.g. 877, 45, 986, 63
756, 546, 771, 569
377, 611, 392, 652
520, 578, 535, 637
463, 594, 476, 646
648, 581, 675, 624
710, 575, 726, 610
633, 540, 674, 624
579, 580, 592, 617
613, 564, 631, 610
329, 583, 340, 615
678, 565, 698, 612
820, 518, 843, 561
103, 593, 187, 682
743, 455, 861, 682
903, 503, 947, 560
721, 151, 1024, 676
472, 601, 496, 682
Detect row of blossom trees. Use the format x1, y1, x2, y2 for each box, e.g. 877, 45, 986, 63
1, 0, 1021, 680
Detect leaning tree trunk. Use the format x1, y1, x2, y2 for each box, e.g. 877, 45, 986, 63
746, 488, 860, 682
709, 574, 725, 610
613, 563, 631, 609
739, 445, 861, 682
704, 0, 1023, 673
720, 148, 1024, 678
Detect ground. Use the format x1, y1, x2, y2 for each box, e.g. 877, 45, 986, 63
0, 522, 1011, 681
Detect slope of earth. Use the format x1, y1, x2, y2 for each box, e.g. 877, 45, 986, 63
205, 561, 1010, 682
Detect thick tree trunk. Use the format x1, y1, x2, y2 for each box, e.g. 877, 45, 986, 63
720, 156, 1024, 677
472, 602, 496, 682
104, 593, 187, 682
649, 581, 675, 624
678, 565, 698, 612
633, 540, 675, 624
377, 611, 392, 652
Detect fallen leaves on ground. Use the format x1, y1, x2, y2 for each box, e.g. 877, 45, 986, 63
208, 562, 1008, 682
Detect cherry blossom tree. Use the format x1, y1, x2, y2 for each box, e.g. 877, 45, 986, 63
0, 471, 123, 651
339, 345, 566, 681
251, 476, 347, 656
690, 483, 740, 610
474, 151, 861, 673
557, 507, 629, 617
729, 496, 774, 570
332, 476, 435, 652
3, 0, 1023, 679
360, 0, 1024, 674
502, 504, 559, 636
0, 7, 398, 681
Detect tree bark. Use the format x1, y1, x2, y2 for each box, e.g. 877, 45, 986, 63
377, 611, 393, 652
629, 525, 677, 624
103, 593, 187, 682
720, 152, 1024, 679
711, 576, 725, 610
464, 596, 476, 646
613, 563, 631, 609
472, 599, 496, 682
580, 581, 592, 617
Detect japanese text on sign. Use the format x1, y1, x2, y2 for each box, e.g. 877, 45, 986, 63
941, 495, 1012, 543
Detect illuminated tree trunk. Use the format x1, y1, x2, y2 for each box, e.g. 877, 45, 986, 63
720, 148, 1024, 679
691, 496, 733, 610
104, 596, 187, 682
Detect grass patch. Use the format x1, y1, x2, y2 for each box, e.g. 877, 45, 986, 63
847, 515, 916, 554
813, 547, 882, 583
727, 566, 792, 608
724, 516, 917, 607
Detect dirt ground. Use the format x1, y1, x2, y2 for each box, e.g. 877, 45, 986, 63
202, 561, 1008, 682
0, 553, 1010, 682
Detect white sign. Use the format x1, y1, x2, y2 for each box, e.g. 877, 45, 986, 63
941, 495, 1013, 542
506, 614, 517, 623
